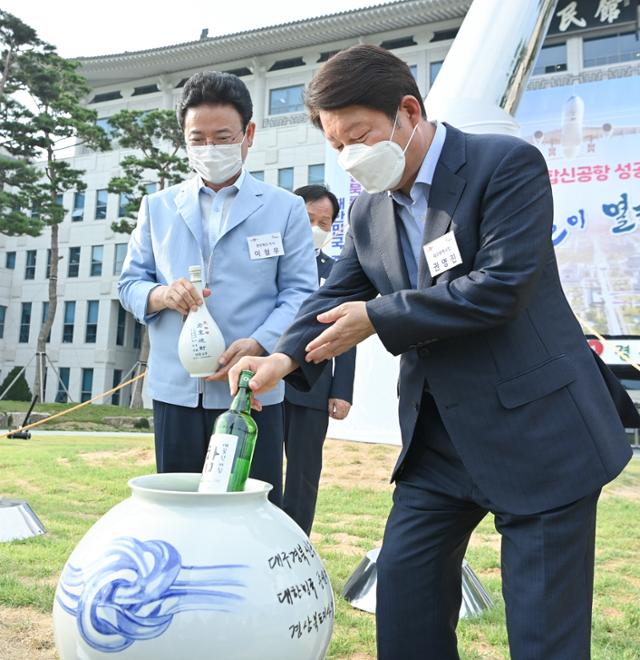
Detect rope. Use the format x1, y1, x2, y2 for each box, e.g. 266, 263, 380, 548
1, 371, 147, 439
576, 315, 640, 374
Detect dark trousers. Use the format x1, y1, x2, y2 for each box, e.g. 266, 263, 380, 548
376, 393, 600, 660
282, 401, 329, 535
152, 398, 284, 506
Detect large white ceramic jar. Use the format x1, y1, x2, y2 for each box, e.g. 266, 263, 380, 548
53, 475, 334, 659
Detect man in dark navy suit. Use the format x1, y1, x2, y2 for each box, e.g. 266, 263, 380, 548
229, 46, 640, 659
283, 185, 356, 535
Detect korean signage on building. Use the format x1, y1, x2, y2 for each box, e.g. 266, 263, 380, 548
548, 0, 638, 36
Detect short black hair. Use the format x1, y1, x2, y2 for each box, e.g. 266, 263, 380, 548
177, 72, 253, 130
294, 184, 340, 221
305, 45, 426, 130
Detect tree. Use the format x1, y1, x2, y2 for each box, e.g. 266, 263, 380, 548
0, 10, 50, 238
107, 109, 190, 407
0, 9, 44, 96
1, 37, 109, 399
0, 366, 32, 402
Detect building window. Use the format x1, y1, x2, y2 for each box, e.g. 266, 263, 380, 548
113, 243, 128, 275
68, 246, 81, 277
25, 250, 36, 279
55, 367, 70, 403
583, 31, 639, 68
116, 304, 127, 346
409, 64, 418, 79
95, 189, 108, 219
96, 117, 114, 137
72, 192, 85, 221
268, 57, 305, 72
55, 193, 64, 207
145, 182, 157, 195
318, 50, 339, 63
0, 305, 6, 339
533, 43, 567, 75
118, 193, 132, 218
133, 321, 143, 349
111, 369, 122, 406
41, 301, 51, 343
5, 251, 16, 269
132, 84, 159, 96
430, 61, 443, 86
85, 300, 99, 343
81, 368, 93, 403
269, 85, 304, 115
46, 249, 51, 279
91, 91, 122, 103
278, 167, 294, 191
19, 302, 31, 343
380, 36, 417, 50
62, 301, 75, 343
431, 28, 458, 42
250, 170, 264, 181
308, 164, 325, 185
90, 245, 103, 276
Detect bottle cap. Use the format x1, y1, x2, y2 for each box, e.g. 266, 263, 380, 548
188, 265, 202, 281
238, 370, 255, 389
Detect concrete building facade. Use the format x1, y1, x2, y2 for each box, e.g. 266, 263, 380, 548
1, 0, 638, 406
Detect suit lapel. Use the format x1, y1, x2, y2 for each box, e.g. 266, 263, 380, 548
417, 125, 467, 288
373, 194, 412, 291
219, 173, 263, 241
175, 176, 204, 247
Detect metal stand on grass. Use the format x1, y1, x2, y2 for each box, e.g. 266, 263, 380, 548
0, 351, 74, 404
0, 499, 46, 543
342, 548, 493, 618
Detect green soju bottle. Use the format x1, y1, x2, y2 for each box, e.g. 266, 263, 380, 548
198, 370, 258, 493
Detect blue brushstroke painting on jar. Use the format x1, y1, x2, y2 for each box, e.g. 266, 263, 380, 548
55, 536, 249, 653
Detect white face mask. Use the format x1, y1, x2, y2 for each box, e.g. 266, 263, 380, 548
311, 225, 331, 250
187, 135, 246, 185
337, 112, 419, 194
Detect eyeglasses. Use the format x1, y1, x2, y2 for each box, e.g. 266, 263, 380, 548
187, 129, 245, 147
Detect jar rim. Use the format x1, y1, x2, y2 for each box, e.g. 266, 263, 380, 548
128, 474, 272, 499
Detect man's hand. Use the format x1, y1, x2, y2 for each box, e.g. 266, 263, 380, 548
206, 338, 265, 382
328, 398, 351, 420
228, 353, 299, 410
305, 301, 375, 363
147, 279, 211, 316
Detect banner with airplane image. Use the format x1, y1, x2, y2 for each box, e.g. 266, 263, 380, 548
517, 75, 640, 363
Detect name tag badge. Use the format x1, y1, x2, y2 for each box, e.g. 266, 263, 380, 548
424, 231, 463, 278
247, 233, 285, 260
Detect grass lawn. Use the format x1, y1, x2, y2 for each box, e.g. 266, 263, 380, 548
0, 434, 638, 659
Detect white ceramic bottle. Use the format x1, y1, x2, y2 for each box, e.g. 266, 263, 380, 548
177, 265, 226, 378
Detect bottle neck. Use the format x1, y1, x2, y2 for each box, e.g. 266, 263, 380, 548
230, 385, 251, 414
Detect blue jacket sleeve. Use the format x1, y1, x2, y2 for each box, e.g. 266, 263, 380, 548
116, 196, 162, 325
250, 196, 318, 354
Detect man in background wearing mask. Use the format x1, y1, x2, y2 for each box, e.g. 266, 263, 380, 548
118, 71, 317, 506
229, 46, 639, 658
283, 184, 356, 534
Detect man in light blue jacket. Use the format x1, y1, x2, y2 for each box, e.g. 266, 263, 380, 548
118, 72, 317, 505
